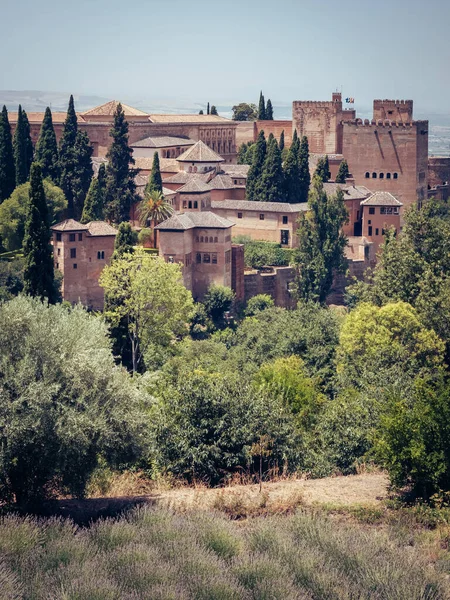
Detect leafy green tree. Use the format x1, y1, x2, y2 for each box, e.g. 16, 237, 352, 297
35, 107, 60, 183
266, 99, 273, 120
0, 257, 24, 301
104, 103, 138, 223
145, 151, 163, 195
298, 135, 310, 203
245, 294, 274, 316
13, 106, 33, 185
314, 155, 330, 182
0, 296, 149, 506
72, 131, 94, 220
203, 284, 235, 329
258, 91, 266, 120
0, 106, 16, 203
113, 221, 136, 258
279, 130, 285, 152
335, 159, 349, 183
260, 136, 284, 202
138, 190, 173, 248
199, 109, 204, 115
245, 130, 266, 201
210, 105, 218, 116
283, 133, 302, 203
231, 103, 258, 121
294, 177, 348, 303
100, 250, 194, 372
0, 179, 67, 251
81, 163, 106, 223
59, 95, 78, 217
22, 164, 56, 303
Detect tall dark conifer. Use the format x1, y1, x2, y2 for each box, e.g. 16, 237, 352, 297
210, 105, 218, 115
23, 163, 56, 302
246, 130, 266, 201
81, 163, 106, 223
104, 103, 137, 223
59, 95, 79, 217
314, 155, 331, 183
35, 107, 60, 183
298, 135, 311, 203
279, 130, 285, 153
0, 106, 16, 202
14, 106, 33, 185
207, 102, 210, 115
258, 91, 266, 120
266, 99, 274, 120
22, 110, 33, 177
145, 151, 163, 195
335, 159, 350, 183
260, 136, 284, 202
72, 131, 94, 220
283, 135, 302, 203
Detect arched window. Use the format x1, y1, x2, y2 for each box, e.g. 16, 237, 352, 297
379, 173, 384, 179
194, 201, 198, 209
372, 172, 377, 178
386, 173, 391, 179
189, 166, 192, 173
214, 236, 218, 243
393, 173, 398, 179
365, 172, 370, 178
194, 166, 198, 173
200, 236, 204, 243
188, 201, 192, 209
209, 236, 213, 243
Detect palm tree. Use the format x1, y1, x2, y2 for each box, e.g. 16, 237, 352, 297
138, 190, 173, 248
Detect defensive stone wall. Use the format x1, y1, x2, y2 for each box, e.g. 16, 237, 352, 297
428, 156, 450, 187
244, 266, 296, 309
373, 99, 413, 123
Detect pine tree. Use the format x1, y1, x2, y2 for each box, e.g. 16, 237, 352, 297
258, 91, 266, 120
0, 106, 16, 202
71, 131, 93, 220
14, 106, 34, 186
294, 176, 348, 303
279, 130, 285, 153
210, 105, 218, 115
35, 107, 60, 183
207, 102, 210, 115
260, 136, 284, 202
145, 151, 163, 195
104, 103, 137, 224
199, 110, 204, 115
266, 99, 273, 120
59, 95, 79, 217
335, 159, 350, 184
314, 155, 331, 183
81, 163, 106, 223
23, 163, 56, 302
298, 135, 311, 203
246, 130, 266, 201
283, 135, 302, 203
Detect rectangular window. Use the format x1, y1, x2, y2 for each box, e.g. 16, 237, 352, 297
237, 212, 243, 219
57, 248, 61, 256
70, 248, 76, 259
281, 230, 290, 246
196, 252, 201, 264
196, 236, 199, 242
56, 233, 62, 242
55, 262, 59, 269
211, 253, 218, 264
69, 233, 76, 242
73, 263, 77, 269
368, 220, 371, 225
369, 207, 375, 215
368, 226, 373, 236
356, 211, 360, 221
184, 253, 192, 267
376, 228, 379, 236
259, 214, 265, 220
183, 200, 187, 209
78, 233, 82, 241
225, 250, 231, 264
282, 216, 288, 225
203, 253, 211, 264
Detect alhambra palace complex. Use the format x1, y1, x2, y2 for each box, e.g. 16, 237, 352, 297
10, 93, 450, 309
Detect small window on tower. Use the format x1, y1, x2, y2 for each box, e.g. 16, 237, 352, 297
393, 173, 398, 179
282, 216, 288, 225
78, 233, 82, 241
70, 248, 76, 259
259, 214, 265, 220
365, 172, 370, 179
73, 263, 77, 269
368, 226, 372, 236
56, 233, 62, 241
238, 212, 243, 219
369, 207, 375, 215
69, 233, 76, 242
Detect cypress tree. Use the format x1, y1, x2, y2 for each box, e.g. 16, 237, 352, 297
207, 102, 210, 115
298, 135, 311, 203
59, 95, 79, 217
279, 130, 285, 153
104, 103, 137, 223
81, 163, 106, 223
260, 136, 284, 202
35, 107, 60, 183
266, 99, 274, 120
335, 159, 350, 183
314, 155, 331, 183
14, 106, 34, 185
210, 105, 218, 115
23, 163, 56, 302
0, 106, 16, 202
113, 221, 136, 258
283, 135, 302, 203
72, 131, 94, 220
258, 91, 266, 120
246, 130, 266, 201
145, 151, 163, 195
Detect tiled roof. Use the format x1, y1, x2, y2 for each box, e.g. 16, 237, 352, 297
86, 221, 118, 236
208, 174, 237, 190
176, 140, 225, 163
220, 164, 250, 178
149, 114, 232, 124
155, 211, 234, 231
134, 157, 179, 172
82, 101, 149, 117
131, 136, 195, 148
9, 111, 74, 124
163, 172, 211, 185
360, 191, 402, 206
51, 219, 89, 232
323, 183, 371, 200
178, 179, 211, 193
211, 200, 308, 213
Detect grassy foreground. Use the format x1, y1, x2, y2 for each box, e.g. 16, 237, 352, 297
0, 503, 449, 600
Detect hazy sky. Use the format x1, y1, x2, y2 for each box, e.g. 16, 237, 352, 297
1, 0, 449, 113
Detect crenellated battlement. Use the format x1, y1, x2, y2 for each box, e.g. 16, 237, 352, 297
342, 118, 427, 128
373, 99, 413, 105
293, 101, 337, 108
